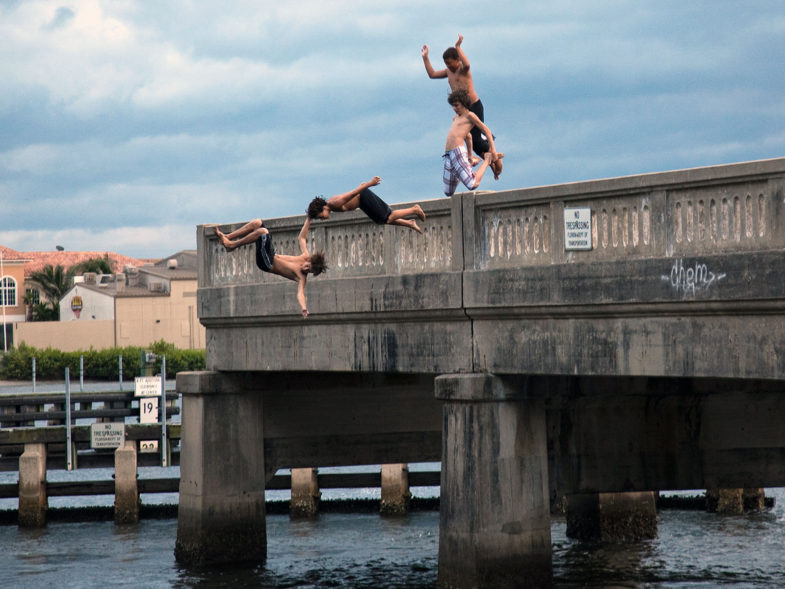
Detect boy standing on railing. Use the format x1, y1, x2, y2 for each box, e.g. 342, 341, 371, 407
214, 217, 326, 318
442, 89, 500, 196
422, 34, 503, 179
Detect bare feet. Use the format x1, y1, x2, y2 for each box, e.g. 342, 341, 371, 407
492, 153, 504, 180
411, 221, 423, 234
213, 227, 233, 251
414, 204, 426, 221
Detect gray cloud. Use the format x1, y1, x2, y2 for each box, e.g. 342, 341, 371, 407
1, 1, 784, 258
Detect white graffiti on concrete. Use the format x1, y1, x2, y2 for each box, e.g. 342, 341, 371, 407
662, 259, 726, 296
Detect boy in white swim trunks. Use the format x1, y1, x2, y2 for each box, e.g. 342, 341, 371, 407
442, 89, 501, 196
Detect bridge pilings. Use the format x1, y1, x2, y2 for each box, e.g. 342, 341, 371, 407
114, 440, 140, 524
174, 371, 267, 566
565, 491, 657, 541
436, 373, 552, 588
290, 467, 320, 518
18, 442, 47, 528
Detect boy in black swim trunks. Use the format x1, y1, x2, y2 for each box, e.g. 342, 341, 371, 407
306, 176, 426, 233
214, 217, 326, 318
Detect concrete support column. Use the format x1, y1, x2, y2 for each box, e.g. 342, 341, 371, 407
435, 373, 552, 588
380, 463, 411, 515
743, 487, 766, 511
114, 440, 139, 524
19, 443, 47, 528
565, 491, 657, 541
706, 488, 743, 514
175, 372, 267, 566
706, 488, 765, 514
290, 468, 320, 518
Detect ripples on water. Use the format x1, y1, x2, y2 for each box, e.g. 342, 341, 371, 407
3, 491, 785, 588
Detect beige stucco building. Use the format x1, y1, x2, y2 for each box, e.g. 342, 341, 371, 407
13, 251, 205, 352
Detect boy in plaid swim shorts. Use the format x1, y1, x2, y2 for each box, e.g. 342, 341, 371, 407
442, 89, 501, 196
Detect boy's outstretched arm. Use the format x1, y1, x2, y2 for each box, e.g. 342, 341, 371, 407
326, 176, 381, 211
296, 276, 309, 319
455, 34, 470, 70
298, 217, 311, 256
421, 44, 447, 78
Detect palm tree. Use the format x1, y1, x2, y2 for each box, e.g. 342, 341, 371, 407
68, 255, 114, 276
28, 264, 71, 312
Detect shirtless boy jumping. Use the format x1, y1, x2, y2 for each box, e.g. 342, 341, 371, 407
443, 89, 499, 196
214, 217, 326, 318
422, 34, 503, 179
306, 176, 426, 234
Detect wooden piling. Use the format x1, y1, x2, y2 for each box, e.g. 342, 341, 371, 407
18, 443, 47, 527
114, 440, 140, 524
380, 463, 411, 515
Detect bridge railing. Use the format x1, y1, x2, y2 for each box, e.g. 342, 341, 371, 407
200, 158, 785, 286
465, 158, 785, 271
200, 195, 460, 289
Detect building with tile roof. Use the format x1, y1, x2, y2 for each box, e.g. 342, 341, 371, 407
8, 250, 204, 352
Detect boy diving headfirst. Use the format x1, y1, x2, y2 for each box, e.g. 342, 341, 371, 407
214, 217, 326, 318
307, 176, 426, 234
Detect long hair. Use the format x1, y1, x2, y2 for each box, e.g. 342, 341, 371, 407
309, 250, 328, 276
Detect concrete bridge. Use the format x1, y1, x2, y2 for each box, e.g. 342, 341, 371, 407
175, 157, 785, 587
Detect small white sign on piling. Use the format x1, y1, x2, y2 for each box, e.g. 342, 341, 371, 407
134, 376, 162, 397
139, 440, 159, 453
90, 422, 125, 449
139, 397, 159, 424
564, 207, 593, 251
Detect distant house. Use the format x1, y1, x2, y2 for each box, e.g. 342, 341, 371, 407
21, 249, 151, 307
0, 246, 30, 350
12, 250, 204, 352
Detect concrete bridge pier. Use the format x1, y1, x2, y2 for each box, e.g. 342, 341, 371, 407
174, 371, 267, 566
436, 373, 552, 588
565, 491, 657, 541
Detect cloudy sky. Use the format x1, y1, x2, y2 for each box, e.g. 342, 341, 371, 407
1, 1, 784, 259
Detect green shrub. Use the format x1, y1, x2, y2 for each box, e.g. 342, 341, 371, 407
0, 341, 205, 381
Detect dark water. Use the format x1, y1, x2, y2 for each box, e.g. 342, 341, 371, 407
3, 381, 785, 587
3, 491, 785, 588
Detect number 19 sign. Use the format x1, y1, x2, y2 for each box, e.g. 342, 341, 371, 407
139, 396, 159, 424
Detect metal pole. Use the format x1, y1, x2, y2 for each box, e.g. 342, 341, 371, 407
118, 354, 123, 391
32, 357, 36, 393
160, 355, 168, 467
79, 355, 84, 392
65, 367, 73, 471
